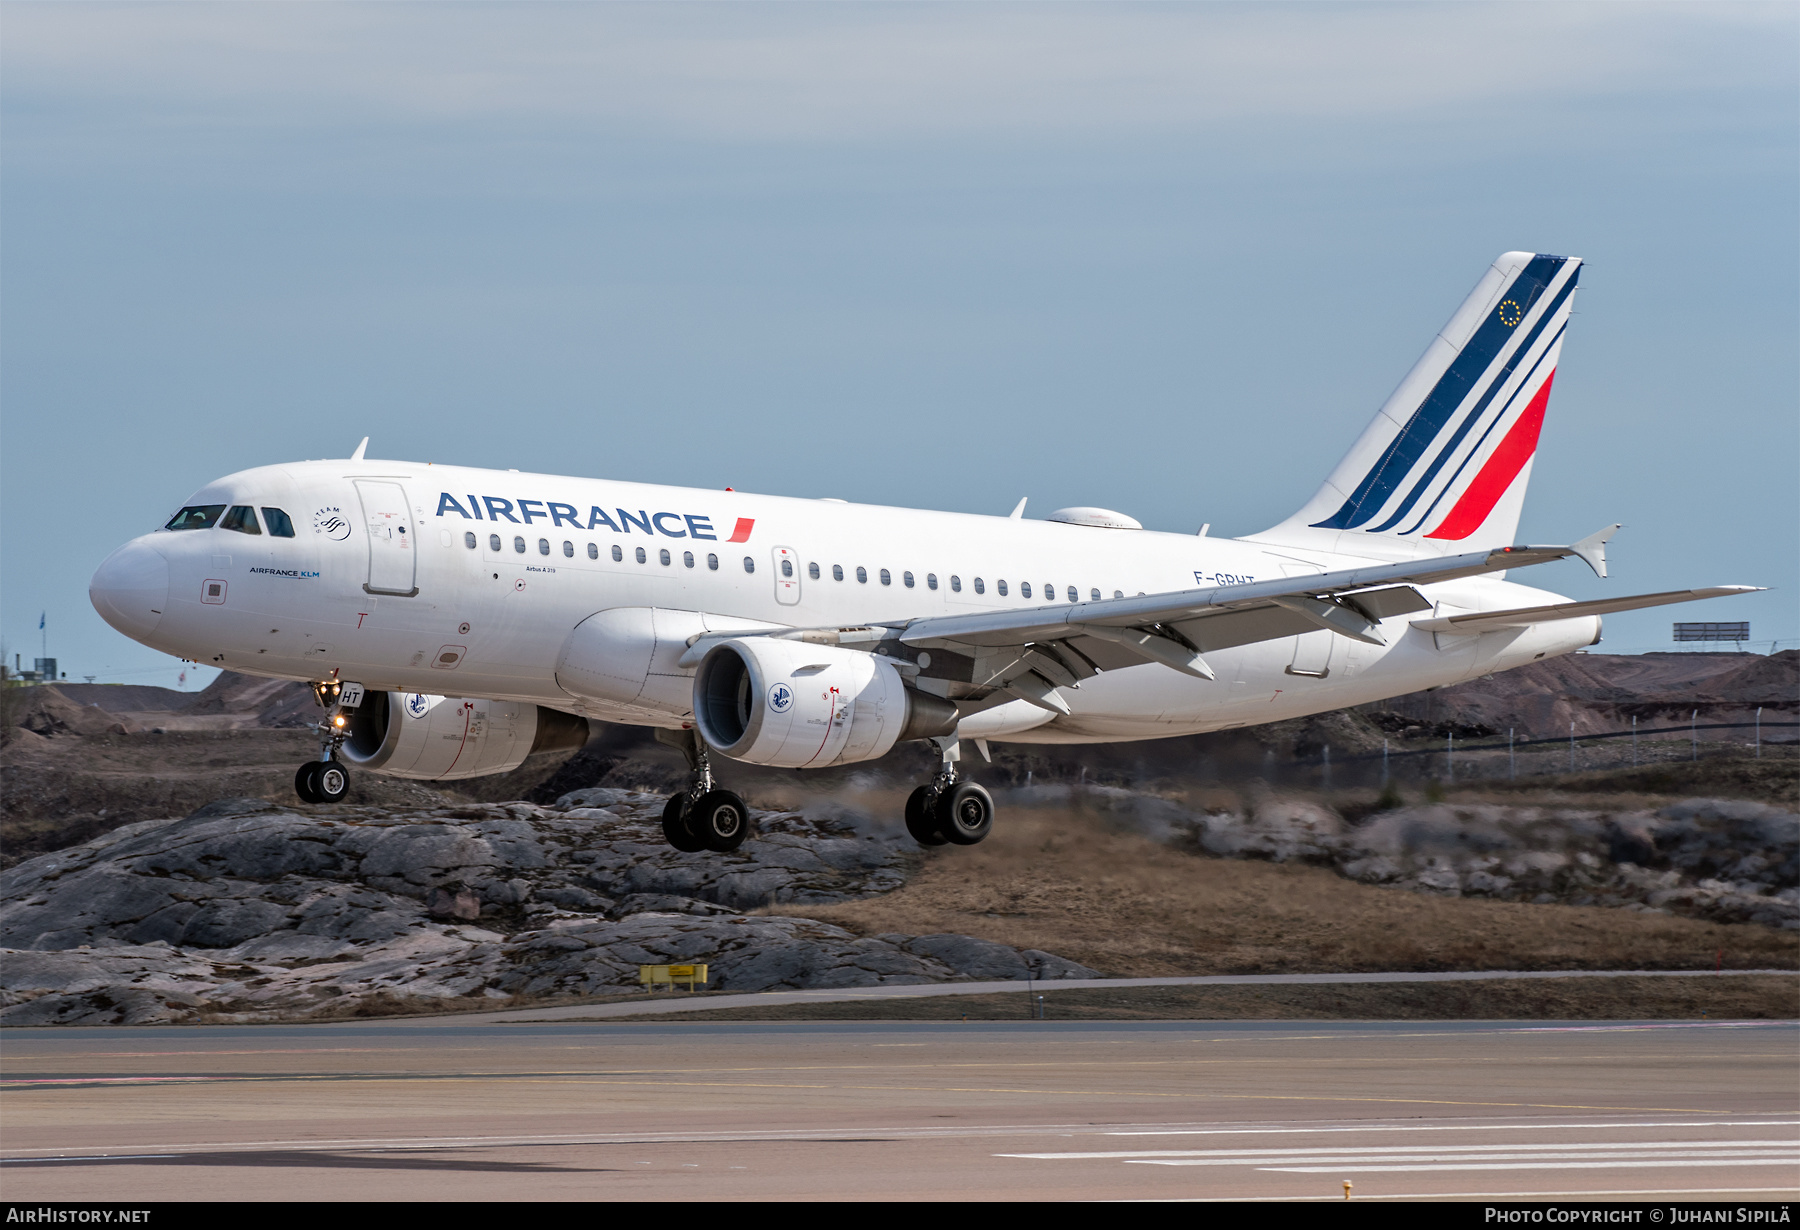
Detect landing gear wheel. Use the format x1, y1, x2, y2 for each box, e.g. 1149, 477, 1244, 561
315, 761, 350, 804
687, 789, 751, 853
904, 785, 948, 846
661, 793, 707, 853
935, 781, 994, 846
294, 762, 322, 804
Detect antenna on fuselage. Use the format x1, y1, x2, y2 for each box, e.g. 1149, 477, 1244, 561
1008, 497, 1027, 519
350, 437, 369, 462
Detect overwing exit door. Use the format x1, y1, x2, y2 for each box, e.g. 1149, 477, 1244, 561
772, 546, 801, 605
356, 480, 418, 596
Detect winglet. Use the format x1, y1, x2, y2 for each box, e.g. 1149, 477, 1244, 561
350, 437, 369, 462
1570, 523, 1619, 579
1009, 497, 1027, 520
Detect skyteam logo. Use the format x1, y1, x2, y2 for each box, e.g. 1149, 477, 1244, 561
405, 693, 433, 719
312, 507, 352, 541
767, 682, 793, 714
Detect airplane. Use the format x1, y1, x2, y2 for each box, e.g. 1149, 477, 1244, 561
89, 251, 1758, 854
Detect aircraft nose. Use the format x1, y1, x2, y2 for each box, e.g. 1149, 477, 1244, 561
90, 539, 169, 641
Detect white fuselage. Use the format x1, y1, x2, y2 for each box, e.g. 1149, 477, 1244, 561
93, 458, 1599, 746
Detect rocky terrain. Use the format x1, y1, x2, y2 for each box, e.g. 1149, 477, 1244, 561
0, 789, 1096, 1026
1, 654, 1792, 1026
1064, 786, 1798, 931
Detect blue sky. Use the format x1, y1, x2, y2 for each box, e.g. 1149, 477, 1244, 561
3, 2, 1794, 689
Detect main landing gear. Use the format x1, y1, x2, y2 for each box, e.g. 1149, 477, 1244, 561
904, 736, 994, 848
657, 728, 749, 854
295, 681, 354, 805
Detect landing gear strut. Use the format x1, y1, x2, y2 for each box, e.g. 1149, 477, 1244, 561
656, 728, 749, 853
904, 736, 994, 847
295, 681, 354, 805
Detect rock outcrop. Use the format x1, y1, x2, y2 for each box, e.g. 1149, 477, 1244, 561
0, 789, 1097, 1025
1061, 785, 1799, 930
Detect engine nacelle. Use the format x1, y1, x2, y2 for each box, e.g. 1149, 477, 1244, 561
341, 691, 590, 780
693, 638, 956, 768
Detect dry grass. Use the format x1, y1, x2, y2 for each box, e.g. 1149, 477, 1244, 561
762, 800, 1800, 977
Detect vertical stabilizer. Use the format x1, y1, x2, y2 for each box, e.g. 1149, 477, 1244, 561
1249, 252, 1581, 559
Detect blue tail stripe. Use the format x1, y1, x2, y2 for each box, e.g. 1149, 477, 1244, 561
1311, 254, 1568, 531
1364, 269, 1578, 533
1395, 318, 1566, 537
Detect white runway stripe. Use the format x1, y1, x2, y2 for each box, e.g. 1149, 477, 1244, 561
1128, 1151, 1796, 1168
1256, 1160, 1800, 1174
1000, 1139, 1798, 1161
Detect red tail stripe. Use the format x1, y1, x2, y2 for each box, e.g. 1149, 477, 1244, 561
1424, 371, 1555, 541
726, 518, 755, 543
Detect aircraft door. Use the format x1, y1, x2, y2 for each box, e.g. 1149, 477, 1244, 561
356, 480, 418, 597
772, 546, 801, 605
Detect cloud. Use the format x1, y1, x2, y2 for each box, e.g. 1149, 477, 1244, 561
3, 2, 1791, 142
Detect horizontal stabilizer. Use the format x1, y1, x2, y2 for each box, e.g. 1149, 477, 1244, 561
1410, 586, 1763, 635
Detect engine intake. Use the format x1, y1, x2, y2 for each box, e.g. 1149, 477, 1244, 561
693, 638, 955, 768
341, 691, 590, 780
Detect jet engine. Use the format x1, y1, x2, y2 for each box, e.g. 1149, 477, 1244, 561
340, 691, 590, 781
693, 638, 956, 769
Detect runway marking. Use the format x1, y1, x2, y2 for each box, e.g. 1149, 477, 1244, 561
1255, 1159, 1800, 1173
1007, 1140, 1800, 1160
1109, 1119, 1800, 1136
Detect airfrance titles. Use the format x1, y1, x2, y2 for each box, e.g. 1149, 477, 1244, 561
434, 493, 753, 543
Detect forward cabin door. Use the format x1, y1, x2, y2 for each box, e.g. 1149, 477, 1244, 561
356, 480, 419, 596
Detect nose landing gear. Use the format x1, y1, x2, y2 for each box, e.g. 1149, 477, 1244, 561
656, 728, 749, 853
904, 736, 995, 847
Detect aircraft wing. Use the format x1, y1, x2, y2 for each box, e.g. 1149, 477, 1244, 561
882, 528, 1625, 714
1408, 586, 1763, 635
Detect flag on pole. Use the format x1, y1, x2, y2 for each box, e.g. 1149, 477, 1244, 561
39, 612, 45, 630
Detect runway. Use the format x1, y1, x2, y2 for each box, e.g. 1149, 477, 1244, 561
3, 1019, 1795, 1201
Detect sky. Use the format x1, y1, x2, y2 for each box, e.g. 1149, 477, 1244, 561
3, 2, 1795, 691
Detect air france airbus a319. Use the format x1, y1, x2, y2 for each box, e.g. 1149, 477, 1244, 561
90, 252, 1756, 853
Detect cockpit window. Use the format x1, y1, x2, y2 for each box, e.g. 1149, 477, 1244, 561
164, 505, 225, 531
221, 506, 262, 535
261, 507, 296, 538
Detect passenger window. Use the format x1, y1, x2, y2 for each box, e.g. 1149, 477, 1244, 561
880, 568, 891, 586
1114, 590, 1123, 599
684, 551, 695, 568
260, 507, 296, 538
513, 536, 526, 553
1067, 586, 1078, 602
562, 541, 574, 558
856, 566, 867, 583
973, 577, 984, 595
1021, 582, 1032, 598
164, 505, 226, 531
221, 506, 262, 535
903, 571, 915, 588
1090, 588, 1101, 601
743, 556, 755, 573
635, 546, 647, 564
588, 543, 598, 560
708, 553, 719, 571
538, 538, 550, 556
489, 534, 502, 552
659, 548, 671, 566
782, 559, 794, 578
832, 564, 844, 581
949, 576, 961, 593
465, 532, 477, 549
997, 579, 1008, 596
612, 545, 623, 562
808, 562, 821, 580
927, 573, 938, 591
